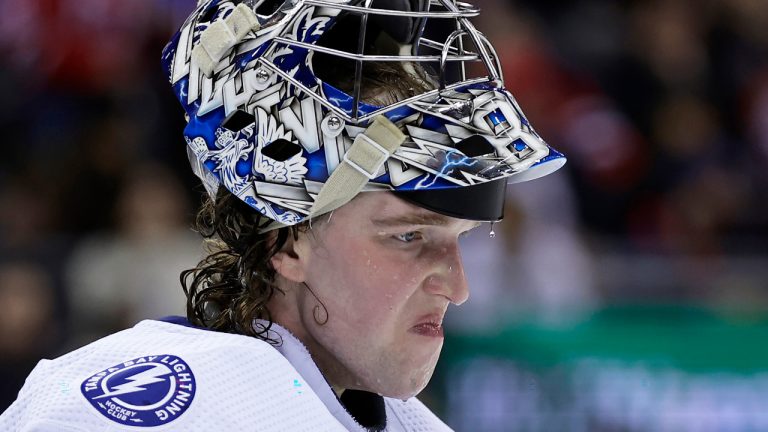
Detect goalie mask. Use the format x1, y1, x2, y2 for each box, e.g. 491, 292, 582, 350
162, 0, 566, 227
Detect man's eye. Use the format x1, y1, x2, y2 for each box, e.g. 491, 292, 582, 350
394, 232, 420, 243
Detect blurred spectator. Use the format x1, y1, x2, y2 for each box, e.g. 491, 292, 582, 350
2, 0, 768, 428
54, 106, 142, 235
453, 171, 598, 330
0, 261, 58, 410
0, 175, 70, 341
65, 163, 202, 346
0, 176, 56, 251
0, 0, 183, 92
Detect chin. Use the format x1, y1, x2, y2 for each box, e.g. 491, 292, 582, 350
377, 386, 421, 401
357, 347, 441, 399
392, 380, 430, 400
372, 369, 434, 400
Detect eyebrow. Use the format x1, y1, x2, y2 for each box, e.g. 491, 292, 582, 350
371, 212, 454, 227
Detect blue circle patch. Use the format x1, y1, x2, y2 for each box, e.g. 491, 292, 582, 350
80, 355, 196, 427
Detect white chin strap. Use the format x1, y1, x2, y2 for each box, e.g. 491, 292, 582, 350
310, 115, 406, 218
258, 115, 406, 232
192, 3, 260, 77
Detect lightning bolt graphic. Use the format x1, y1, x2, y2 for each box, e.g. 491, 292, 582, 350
416, 150, 478, 189
94, 365, 171, 400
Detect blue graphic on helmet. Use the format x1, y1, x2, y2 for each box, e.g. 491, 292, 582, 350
81, 355, 196, 427
162, 0, 567, 227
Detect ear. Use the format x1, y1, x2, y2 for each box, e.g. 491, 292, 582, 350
270, 234, 307, 283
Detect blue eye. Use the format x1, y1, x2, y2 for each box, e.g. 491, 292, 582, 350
395, 232, 419, 243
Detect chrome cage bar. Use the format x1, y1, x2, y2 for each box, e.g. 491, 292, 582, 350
256, 0, 502, 121
303, 0, 480, 17
270, 37, 480, 62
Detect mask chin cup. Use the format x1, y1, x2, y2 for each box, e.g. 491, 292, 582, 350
394, 178, 507, 222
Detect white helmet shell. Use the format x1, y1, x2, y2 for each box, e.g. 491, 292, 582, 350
162, 0, 566, 226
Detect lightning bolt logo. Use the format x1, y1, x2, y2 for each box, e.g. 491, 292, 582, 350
81, 354, 196, 427
416, 150, 478, 189
94, 364, 171, 400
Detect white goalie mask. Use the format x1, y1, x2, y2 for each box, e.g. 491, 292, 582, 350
162, 0, 566, 227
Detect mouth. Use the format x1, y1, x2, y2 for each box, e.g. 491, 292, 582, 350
410, 314, 445, 338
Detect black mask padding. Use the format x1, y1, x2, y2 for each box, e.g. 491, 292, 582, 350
221, 109, 254, 132
315, 0, 427, 53
394, 178, 507, 221
455, 135, 496, 157
313, 0, 430, 87
367, 0, 429, 46
261, 138, 303, 161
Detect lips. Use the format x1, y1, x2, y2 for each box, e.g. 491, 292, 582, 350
410, 314, 445, 338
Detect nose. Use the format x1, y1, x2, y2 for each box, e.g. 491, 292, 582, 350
423, 241, 470, 305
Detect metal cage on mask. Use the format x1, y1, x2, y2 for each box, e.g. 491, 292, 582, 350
166, 0, 566, 227
254, 0, 504, 122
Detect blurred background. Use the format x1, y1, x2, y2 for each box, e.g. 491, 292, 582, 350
1, 0, 767, 430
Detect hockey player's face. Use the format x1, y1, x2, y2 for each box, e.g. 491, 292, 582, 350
271, 192, 477, 399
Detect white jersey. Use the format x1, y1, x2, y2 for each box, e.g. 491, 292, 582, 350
0, 319, 452, 431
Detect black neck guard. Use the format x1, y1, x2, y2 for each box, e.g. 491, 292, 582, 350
340, 390, 387, 431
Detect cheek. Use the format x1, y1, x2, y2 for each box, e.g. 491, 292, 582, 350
360, 245, 425, 286
313, 243, 424, 319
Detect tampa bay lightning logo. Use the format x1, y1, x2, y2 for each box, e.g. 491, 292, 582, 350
80, 355, 196, 427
